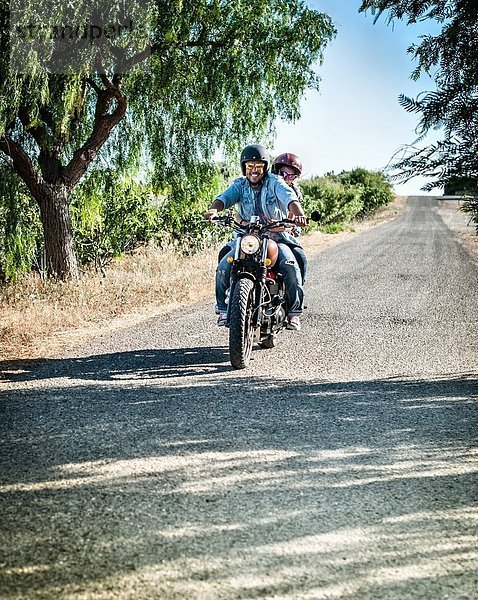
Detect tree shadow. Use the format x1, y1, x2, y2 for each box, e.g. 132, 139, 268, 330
0, 346, 233, 383
1, 372, 477, 598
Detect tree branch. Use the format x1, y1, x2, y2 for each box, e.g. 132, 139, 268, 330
113, 38, 229, 75
62, 85, 127, 189
0, 135, 45, 197
17, 108, 52, 152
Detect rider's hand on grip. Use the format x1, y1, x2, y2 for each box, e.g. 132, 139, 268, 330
294, 215, 308, 227
204, 208, 219, 221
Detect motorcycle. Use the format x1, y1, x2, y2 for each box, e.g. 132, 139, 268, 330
210, 211, 319, 369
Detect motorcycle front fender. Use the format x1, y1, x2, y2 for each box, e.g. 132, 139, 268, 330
234, 272, 256, 284
226, 271, 257, 323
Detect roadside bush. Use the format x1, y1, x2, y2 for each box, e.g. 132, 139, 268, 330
300, 175, 364, 232
338, 168, 393, 217
156, 163, 229, 254
70, 170, 162, 271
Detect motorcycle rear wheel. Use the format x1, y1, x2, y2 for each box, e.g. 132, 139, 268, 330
229, 278, 255, 369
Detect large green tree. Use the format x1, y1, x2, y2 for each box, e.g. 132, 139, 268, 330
359, 0, 478, 191
0, 0, 335, 278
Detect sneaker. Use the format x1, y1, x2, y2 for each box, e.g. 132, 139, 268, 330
286, 316, 301, 331
217, 313, 228, 327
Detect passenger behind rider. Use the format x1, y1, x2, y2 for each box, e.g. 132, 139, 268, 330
271, 152, 308, 285
204, 144, 307, 331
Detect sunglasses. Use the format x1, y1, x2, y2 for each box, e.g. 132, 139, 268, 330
280, 170, 297, 180
245, 162, 265, 171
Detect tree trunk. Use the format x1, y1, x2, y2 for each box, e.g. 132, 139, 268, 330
36, 184, 79, 280
1, 78, 127, 280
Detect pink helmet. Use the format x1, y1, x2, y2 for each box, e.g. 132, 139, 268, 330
272, 152, 303, 176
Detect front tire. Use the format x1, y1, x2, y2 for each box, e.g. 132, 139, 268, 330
229, 278, 255, 369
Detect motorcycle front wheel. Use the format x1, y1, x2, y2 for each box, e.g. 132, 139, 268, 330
229, 278, 255, 369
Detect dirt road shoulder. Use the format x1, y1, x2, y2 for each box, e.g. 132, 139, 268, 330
437, 198, 478, 260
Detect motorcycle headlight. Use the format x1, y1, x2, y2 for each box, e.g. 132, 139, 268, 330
240, 235, 260, 255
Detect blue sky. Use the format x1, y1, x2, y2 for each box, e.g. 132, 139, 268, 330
272, 0, 443, 195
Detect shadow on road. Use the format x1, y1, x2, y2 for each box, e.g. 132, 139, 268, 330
0, 346, 232, 383
1, 370, 477, 598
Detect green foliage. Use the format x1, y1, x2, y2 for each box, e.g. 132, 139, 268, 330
1, 162, 394, 281
70, 170, 161, 271
300, 168, 392, 231
0, 165, 42, 281
156, 164, 229, 254
338, 168, 393, 216
360, 1, 478, 196
69, 162, 229, 271
1, 0, 336, 277
300, 175, 364, 231
0, 0, 336, 173
119, 0, 336, 185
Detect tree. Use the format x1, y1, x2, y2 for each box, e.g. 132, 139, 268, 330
0, 0, 335, 279
359, 0, 478, 191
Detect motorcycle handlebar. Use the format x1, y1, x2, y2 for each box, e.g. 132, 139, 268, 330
205, 216, 308, 227
205, 210, 322, 228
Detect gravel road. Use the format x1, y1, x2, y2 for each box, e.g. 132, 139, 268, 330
1, 196, 477, 599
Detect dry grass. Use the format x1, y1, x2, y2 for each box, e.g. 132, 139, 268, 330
0, 198, 406, 361
0, 244, 219, 360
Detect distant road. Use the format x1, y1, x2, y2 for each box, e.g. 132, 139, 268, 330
2, 196, 477, 599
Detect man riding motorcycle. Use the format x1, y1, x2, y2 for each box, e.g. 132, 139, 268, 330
204, 144, 307, 331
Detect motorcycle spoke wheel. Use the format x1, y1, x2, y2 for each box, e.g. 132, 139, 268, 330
229, 278, 255, 369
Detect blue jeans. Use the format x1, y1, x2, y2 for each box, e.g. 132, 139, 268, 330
215, 242, 304, 316
218, 241, 308, 283
292, 245, 308, 284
